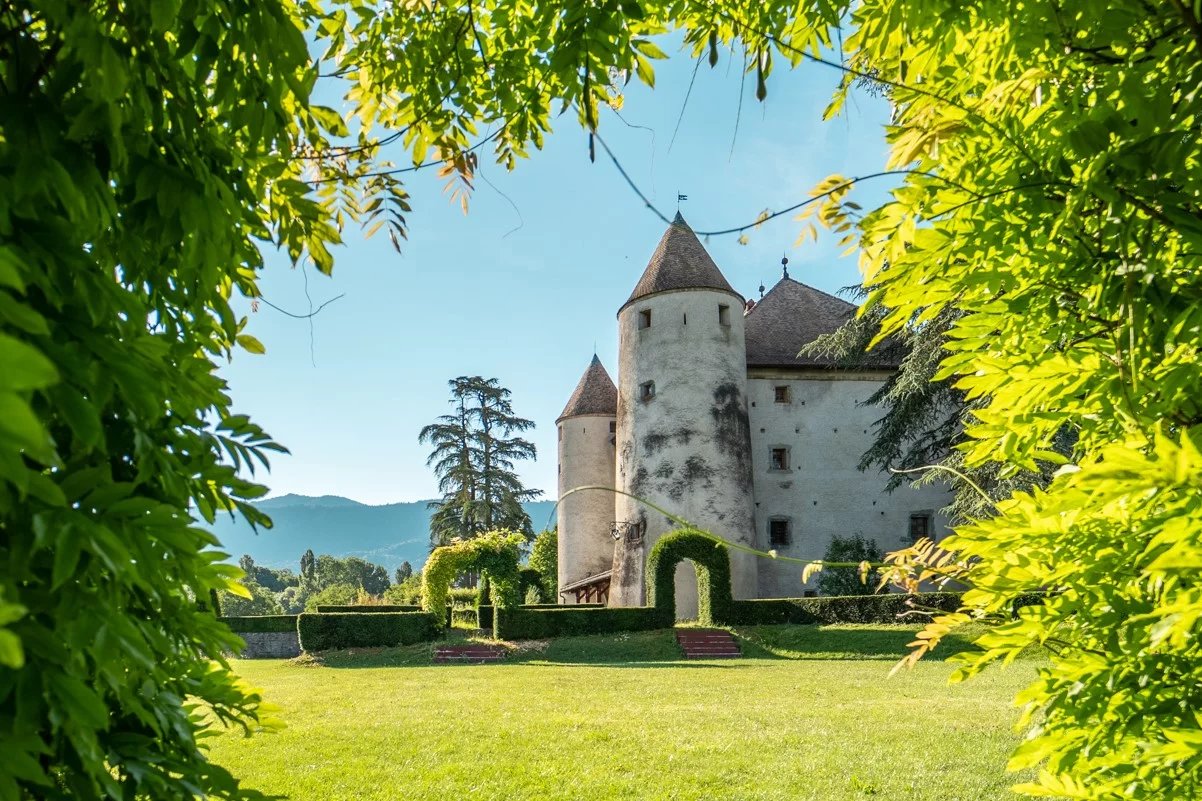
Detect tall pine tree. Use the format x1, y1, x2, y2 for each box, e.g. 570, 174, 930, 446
420, 376, 540, 547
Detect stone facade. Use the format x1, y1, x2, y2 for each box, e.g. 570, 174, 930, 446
238, 631, 301, 659
555, 213, 954, 616
745, 371, 951, 597
613, 286, 758, 617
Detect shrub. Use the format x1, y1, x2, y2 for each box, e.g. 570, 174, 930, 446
528, 528, 558, 598
314, 605, 421, 613
420, 531, 525, 633
518, 567, 552, 604
494, 606, 671, 640
448, 587, 478, 607
646, 529, 733, 624
218, 580, 283, 617
221, 615, 298, 634
816, 534, 884, 597
296, 612, 442, 652
304, 582, 358, 610
725, 592, 966, 626
451, 608, 480, 628
384, 575, 423, 605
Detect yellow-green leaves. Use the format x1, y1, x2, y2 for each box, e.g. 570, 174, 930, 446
0, 597, 26, 669
0, 333, 57, 392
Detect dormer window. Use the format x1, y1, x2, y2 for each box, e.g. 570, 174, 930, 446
638, 309, 652, 329
718, 304, 731, 326
639, 381, 656, 401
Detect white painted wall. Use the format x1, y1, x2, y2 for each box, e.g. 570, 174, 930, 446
556, 413, 617, 602
611, 288, 758, 617
745, 369, 954, 597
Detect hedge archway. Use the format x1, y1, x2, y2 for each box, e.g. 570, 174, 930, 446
421, 531, 524, 633
646, 529, 734, 625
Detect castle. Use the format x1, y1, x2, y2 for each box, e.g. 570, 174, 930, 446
555, 213, 951, 617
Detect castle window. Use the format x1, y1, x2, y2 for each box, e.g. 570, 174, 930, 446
909, 513, 932, 543
639, 381, 656, 402
638, 309, 652, 329
769, 447, 790, 471
769, 518, 791, 547
609, 421, 617, 433
718, 304, 731, 326
774, 385, 791, 404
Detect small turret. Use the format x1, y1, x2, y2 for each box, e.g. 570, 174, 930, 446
556, 356, 618, 603
610, 214, 758, 617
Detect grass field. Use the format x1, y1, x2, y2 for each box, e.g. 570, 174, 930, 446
209, 625, 1039, 801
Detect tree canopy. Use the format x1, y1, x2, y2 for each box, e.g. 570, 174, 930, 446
420, 376, 540, 545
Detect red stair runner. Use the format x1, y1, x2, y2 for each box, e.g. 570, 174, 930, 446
433, 644, 507, 664
675, 629, 741, 659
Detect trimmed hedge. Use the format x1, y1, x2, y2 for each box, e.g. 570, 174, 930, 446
474, 603, 605, 631
221, 615, 297, 634
314, 604, 421, 613
494, 606, 671, 640
646, 529, 734, 624
448, 587, 479, 607
296, 612, 442, 651
726, 592, 966, 626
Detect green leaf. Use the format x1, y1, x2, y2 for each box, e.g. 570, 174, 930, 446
311, 105, 350, 137
0, 392, 53, 461
236, 334, 266, 354
0, 333, 57, 391
0, 630, 24, 669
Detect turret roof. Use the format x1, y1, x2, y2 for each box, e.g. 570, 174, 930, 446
623, 213, 742, 310
557, 355, 618, 421
744, 277, 901, 369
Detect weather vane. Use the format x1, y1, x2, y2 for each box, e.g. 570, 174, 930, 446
782, 255, 789, 280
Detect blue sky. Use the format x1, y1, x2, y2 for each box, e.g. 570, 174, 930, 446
223, 38, 895, 505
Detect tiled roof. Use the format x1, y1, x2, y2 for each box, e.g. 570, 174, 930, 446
744, 277, 900, 369
623, 213, 741, 309
557, 355, 618, 421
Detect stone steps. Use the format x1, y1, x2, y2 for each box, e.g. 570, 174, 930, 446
676, 629, 741, 659
433, 644, 508, 664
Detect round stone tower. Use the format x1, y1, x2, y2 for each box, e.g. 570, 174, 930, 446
610, 213, 757, 617
556, 356, 618, 603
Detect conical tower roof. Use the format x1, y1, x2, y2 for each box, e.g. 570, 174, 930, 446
557, 355, 618, 422
744, 277, 901, 368
621, 213, 741, 312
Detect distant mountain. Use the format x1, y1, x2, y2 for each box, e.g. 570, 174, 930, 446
206, 495, 558, 574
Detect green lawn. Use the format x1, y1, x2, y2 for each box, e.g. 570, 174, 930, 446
209, 625, 1039, 801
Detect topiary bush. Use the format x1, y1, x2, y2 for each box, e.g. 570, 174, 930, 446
420, 531, 524, 635
494, 606, 671, 640
646, 528, 734, 624
726, 592, 967, 626
296, 612, 442, 651
314, 605, 421, 613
